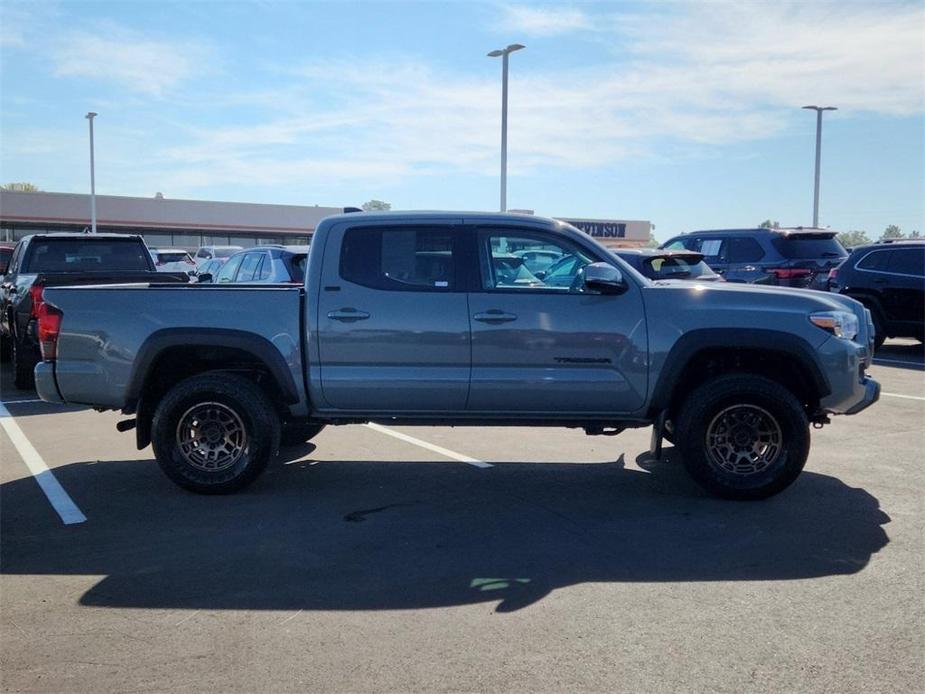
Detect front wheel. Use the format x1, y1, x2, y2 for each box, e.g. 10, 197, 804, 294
674, 375, 809, 500
151, 373, 281, 494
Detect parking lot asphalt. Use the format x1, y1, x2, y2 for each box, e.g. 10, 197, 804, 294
1, 341, 923, 693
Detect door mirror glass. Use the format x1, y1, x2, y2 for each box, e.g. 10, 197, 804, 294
197, 272, 213, 283
582, 262, 627, 294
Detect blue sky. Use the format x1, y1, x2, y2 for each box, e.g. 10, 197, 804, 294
1, 0, 923, 240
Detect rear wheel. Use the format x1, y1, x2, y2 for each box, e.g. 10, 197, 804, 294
11, 336, 34, 390
674, 375, 809, 500
871, 310, 886, 350
151, 373, 280, 494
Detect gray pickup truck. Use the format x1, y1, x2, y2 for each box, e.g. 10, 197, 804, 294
34, 212, 880, 499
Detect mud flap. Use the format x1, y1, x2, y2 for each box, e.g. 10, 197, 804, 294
649, 410, 667, 461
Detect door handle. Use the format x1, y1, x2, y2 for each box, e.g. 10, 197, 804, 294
327, 308, 370, 322
473, 310, 518, 323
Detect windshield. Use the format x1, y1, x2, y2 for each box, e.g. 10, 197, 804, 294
24, 239, 152, 273
157, 252, 190, 263
646, 256, 717, 279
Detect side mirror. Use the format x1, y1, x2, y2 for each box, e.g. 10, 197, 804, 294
534, 270, 547, 280
197, 272, 213, 283
582, 262, 627, 295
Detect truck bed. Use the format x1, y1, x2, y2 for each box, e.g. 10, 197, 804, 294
40, 283, 307, 412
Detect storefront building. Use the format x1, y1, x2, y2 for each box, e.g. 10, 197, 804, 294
0, 190, 651, 250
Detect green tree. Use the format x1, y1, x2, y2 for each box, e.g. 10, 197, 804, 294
361, 199, 391, 212
758, 219, 780, 229
1, 182, 40, 192
882, 224, 904, 239
909, 230, 921, 239
837, 230, 871, 248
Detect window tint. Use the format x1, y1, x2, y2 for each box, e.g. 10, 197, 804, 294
645, 256, 716, 279
726, 237, 765, 263
235, 253, 264, 282
340, 227, 455, 291
216, 253, 244, 283
479, 231, 594, 291
698, 239, 724, 259
24, 239, 152, 272
662, 239, 688, 250
196, 249, 209, 259
258, 255, 272, 280
771, 235, 846, 259
287, 254, 307, 282
157, 252, 189, 263
886, 248, 925, 277
0, 247, 12, 274
858, 249, 890, 272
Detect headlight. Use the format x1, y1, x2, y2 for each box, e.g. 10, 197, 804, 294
809, 310, 859, 340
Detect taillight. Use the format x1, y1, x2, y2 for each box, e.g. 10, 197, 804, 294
769, 268, 813, 280
186, 257, 196, 265
29, 284, 44, 318
37, 301, 63, 361
827, 268, 838, 281
156, 260, 164, 266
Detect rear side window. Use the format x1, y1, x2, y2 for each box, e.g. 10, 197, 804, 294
24, 239, 152, 272
0, 247, 11, 274
340, 227, 456, 291
726, 237, 765, 263
772, 235, 846, 260
886, 248, 925, 277
216, 254, 244, 283
235, 253, 264, 282
857, 249, 890, 272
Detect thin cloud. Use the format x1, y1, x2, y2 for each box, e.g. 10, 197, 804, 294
497, 4, 591, 37
51, 23, 214, 96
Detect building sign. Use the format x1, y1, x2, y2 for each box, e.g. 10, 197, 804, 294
562, 219, 627, 239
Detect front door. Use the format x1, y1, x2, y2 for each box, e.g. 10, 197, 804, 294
466, 228, 648, 415
317, 223, 471, 412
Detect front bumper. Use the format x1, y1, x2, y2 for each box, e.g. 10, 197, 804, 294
817, 335, 880, 415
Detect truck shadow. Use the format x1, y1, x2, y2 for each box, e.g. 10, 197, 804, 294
1, 450, 890, 613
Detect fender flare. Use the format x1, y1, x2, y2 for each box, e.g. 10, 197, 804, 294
125, 327, 300, 410
648, 328, 831, 416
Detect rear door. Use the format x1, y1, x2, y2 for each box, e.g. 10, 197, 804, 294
723, 237, 766, 283
316, 222, 471, 411
467, 227, 647, 414
883, 247, 925, 328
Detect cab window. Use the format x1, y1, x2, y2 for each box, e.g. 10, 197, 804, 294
478, 231, 595, 292
340, 227, 456, 291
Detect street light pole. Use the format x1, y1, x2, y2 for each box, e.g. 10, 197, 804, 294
488, 44, 524, 212
802, 105, 837, 227
85, 112, 98, 233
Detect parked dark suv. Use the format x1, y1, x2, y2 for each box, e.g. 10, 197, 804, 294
660, 227, 847, 289
828, 240, 924, 348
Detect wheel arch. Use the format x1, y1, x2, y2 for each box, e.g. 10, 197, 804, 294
648, 329, 831, 420
127, 328, 299, 449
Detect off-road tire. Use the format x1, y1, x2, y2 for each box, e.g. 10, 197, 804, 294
280, 423, 326, 447
151, 373, 281, 494
0, 334, 11, 363
674, 374, 810, 500
11, 337, 34, 390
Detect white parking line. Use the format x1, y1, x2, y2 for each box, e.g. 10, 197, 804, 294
882, 392, 925, 402
0, 402, 87, 525
873, 358, 925, 368
365, 423, 492, 468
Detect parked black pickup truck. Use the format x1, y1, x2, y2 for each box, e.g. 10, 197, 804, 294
0, 233, 188, 388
